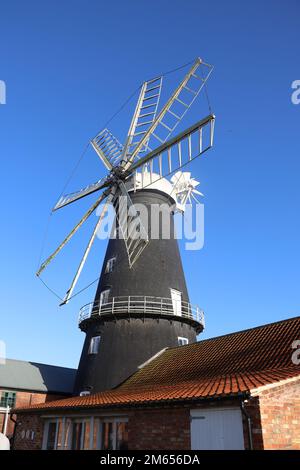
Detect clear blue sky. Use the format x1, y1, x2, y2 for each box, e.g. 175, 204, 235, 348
1, 0, 299, 368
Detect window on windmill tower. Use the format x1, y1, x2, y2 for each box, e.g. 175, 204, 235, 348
105, 257, 116, 273
178, 337, 189, 346
88, 335, 101, 354
100, 289, 110, 305
170, 288, 182, 316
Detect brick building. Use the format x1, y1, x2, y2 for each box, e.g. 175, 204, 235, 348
0, 359, 76, 440
12, 316, 300, 450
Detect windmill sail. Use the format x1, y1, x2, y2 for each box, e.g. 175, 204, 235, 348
122, 76, 162, 162
113, 181, 149, 268
53, 177, 109, 211
37, 191, 108, 277
60, 191, 115, 305
129, 114, 215, 187
91, 128, 124, 170
124, 58, 213, 171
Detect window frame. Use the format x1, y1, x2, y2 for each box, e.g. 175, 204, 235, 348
0, 390, 16, 408
88, 335, 101, 355
170, 288, 182, 316
105, 257, 116, 274
178, 336, 189, 346
100, 289, 110, 306
42, 416, 128, 450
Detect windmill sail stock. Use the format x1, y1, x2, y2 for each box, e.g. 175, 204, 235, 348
36, 57, 215, 305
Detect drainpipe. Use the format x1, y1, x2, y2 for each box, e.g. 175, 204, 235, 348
9, 414, 18, 450
240, 399, 253, 450
2, 406, 10, 436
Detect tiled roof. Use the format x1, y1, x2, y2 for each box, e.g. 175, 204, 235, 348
15, 316, 300, 412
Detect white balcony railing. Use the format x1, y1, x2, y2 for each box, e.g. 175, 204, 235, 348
78, 295, 205, 329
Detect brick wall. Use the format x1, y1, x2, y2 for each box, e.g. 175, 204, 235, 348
13, 413, 44, 450
0, 389, 69, 440
128, 407, 190, 450
12, 401, 253, 450
243, 397, 264, 449
255, 377, 300, 449
12, 380, 300, 450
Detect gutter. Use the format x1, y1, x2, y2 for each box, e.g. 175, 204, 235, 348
240, 398, 253, 450
14, 391, 249, 414
9, 414, 18, 450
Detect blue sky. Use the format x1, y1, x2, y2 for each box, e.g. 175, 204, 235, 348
1, 0, 299, 368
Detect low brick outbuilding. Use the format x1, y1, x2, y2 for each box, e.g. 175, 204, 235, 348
13, 316, 300, 450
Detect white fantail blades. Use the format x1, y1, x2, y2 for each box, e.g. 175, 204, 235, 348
171, 170, 204, 212
192, 189, 204, 196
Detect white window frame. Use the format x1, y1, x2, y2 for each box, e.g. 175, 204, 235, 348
42, 416, 128, 450
99, 417, 128, 450
178, 336, 189, 346
105, 257, 116, 274
70, 418, 90, 450
170, 288, 182, 316
100, 289, 110, 306
88, 335, 101, 355
42, 419, 59, 450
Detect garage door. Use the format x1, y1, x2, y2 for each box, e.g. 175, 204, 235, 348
190, 408, 244, 450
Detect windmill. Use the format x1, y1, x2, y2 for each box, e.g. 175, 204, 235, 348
37, 58, 215, 393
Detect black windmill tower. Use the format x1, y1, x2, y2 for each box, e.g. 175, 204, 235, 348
37, 58, 215, 394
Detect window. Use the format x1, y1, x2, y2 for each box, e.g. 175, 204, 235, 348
88, 336, 101, 354
178, 337, 189, 346
100, 289, 110, 305
170, 288, 182, 316
0, 391, 16, 408
116, 421, 128, 450
71, 421, 88, 450
101, 422, 114, 450
105, 257, 116, 273
101, 419, 128, 450
43, 417, 128, 450
45, 421, 57, 450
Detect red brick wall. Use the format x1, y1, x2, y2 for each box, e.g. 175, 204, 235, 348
13, 413, 44, 450
13, 381, 300, 450
243, 397, 264, 449
0, 389, 69, 440
13, 406, 191, 450
128, 407, 190, 450
256, 378, 300, 449
12, 402, 250, 450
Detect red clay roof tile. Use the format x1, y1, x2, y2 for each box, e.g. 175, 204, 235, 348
15, 316, 300, 412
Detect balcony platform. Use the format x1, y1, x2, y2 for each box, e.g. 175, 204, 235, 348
78, 296, 205, 333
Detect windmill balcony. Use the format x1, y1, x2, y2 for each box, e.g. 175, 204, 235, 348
78, 296, 205, 333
